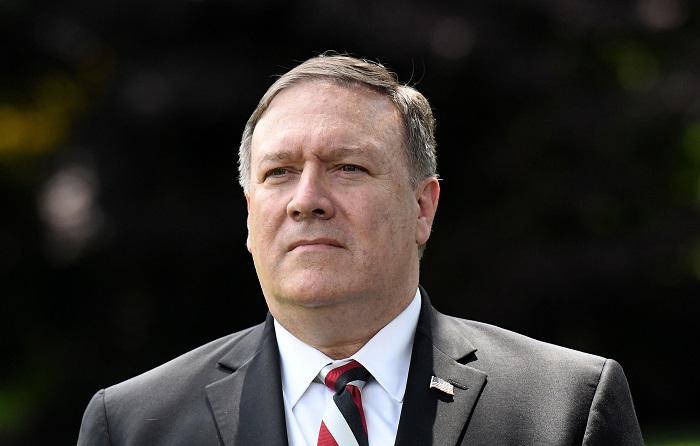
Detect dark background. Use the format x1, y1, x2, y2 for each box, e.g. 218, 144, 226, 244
1, 0, 699, 444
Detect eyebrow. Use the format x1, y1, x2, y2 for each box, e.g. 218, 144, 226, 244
257, 146, 375, 165
257, 150, 297, 165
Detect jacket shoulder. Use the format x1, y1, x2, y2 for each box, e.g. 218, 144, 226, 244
436, 311, 607, 373
78, 322, 266, 445
431, 312, 642, 444
108, 322, 264, 398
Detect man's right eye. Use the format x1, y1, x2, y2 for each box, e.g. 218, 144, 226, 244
267, 168, 288, 177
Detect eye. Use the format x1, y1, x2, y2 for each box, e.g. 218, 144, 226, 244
266, 168, 288, 178
340, 165, 362, 172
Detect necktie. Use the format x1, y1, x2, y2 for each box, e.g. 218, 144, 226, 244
317, 360, 370, 446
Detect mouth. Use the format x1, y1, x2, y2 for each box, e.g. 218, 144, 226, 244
288, 238, 344, 252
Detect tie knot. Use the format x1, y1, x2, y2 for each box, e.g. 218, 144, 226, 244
319, 360, 370, 393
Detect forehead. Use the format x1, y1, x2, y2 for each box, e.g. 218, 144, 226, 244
267, 79, 397, 117
251, 80, 405, 156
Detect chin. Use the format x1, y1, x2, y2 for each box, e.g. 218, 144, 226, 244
273, 279, 363, 309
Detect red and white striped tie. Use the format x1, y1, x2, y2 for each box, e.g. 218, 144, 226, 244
317, 360, 370, 446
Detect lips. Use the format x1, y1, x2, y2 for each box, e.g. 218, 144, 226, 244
288, 238, 344, 251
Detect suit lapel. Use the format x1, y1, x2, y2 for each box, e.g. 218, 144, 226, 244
394, 288, 487, 446
204, 289, 485, 446
205, 314, 289, 446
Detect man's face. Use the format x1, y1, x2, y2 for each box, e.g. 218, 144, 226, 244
246, 80, 437, 314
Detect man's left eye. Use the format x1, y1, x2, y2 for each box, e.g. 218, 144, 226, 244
340, 165, 360, 172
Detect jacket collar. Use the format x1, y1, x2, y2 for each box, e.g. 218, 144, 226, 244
205, 287, 487, 446
205, 313, 289, 446
394, 286, 487, 446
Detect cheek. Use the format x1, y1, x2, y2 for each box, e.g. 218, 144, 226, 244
247, 202, 278, 247
357, 196, 413, 247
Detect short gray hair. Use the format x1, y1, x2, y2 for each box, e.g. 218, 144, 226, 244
238, 54, 438, 193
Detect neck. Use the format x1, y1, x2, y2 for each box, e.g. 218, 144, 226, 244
268, 288, 416, 360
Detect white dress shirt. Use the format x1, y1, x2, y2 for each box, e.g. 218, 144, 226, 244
274, 289, 422, 446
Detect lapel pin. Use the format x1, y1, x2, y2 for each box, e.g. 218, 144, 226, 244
430, 376, 455, 396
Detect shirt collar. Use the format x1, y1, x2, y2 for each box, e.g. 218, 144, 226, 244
275, 288, 421, 408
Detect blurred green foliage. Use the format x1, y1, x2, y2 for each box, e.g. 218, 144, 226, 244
645, 424, 700, 446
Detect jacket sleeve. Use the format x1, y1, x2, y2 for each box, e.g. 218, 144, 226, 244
582, 359, 644, 445
77, 389, 113, 446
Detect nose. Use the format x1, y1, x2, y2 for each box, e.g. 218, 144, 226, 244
286, 168, 334, 221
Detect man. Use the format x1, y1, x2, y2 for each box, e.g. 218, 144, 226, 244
78, 54, 644, 445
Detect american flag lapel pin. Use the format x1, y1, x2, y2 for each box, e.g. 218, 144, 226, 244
429, 376, 455, 396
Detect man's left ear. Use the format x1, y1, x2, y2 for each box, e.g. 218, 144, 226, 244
245, 194, 252, 253
415, 177, 440, 245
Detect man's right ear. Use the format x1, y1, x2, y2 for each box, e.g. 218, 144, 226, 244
245, 194, 252, 253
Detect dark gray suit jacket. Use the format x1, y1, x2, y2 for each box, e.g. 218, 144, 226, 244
78, 288, 644, 445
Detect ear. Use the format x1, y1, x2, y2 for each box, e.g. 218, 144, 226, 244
415, 177, 440, 245
245, 194, 252, 253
